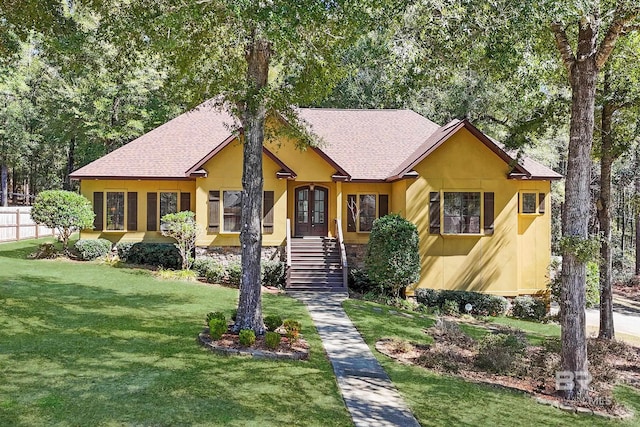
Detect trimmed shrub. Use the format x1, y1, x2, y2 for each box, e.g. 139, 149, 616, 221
208, 318, 227, 340
265, 331, 281, 349
193, 258, 225, 284
348, 268, 380, 294
511, 296, 547, 321
116, 242, 181, 269
205, 311, 225, 324
224, 262, 242, 287
115, 242, 134, 260
283, 319, 302, 342
261, 261, 286, 288
414, 288, 508, 316
74, 238, 113, 261
365, 214, 420, 296
160, 210, 199, 270
264, 314, 283, 332
475, 333, 527, 374
239, 329, 256, 346
442, 299, 460, 316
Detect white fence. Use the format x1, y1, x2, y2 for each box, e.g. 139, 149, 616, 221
0, 207, 56, 242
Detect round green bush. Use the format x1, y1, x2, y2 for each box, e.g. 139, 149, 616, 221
205, 311, 225, 324
264, 314, 283, 332
511, 296, 547, 321
261, 261, 286, 288
208, 318, 227, 340
265, 331, 281, 349
239, 329, 256, 346
74, 238, 112, 260
193, 258, 225, 284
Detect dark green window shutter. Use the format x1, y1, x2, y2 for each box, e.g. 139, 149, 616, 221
93, 192, 103, 231
484, 192, 495, 235
347, 194, 356, 232
146, 192, 157, 231
429, 192, 440, 234
379, 194, 389, 217
180, 192, 191, 212
127, 192, 138, 231
263, 191, 275, 234
208, 191, 220, 233
538, 193, 546, 214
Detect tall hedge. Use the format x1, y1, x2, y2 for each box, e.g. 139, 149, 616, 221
365, 214, 420, 296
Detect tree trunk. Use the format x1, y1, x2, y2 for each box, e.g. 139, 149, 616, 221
64, 137, 75, 190
597, 72, 615, 339
560, 33, 598, 399
233, 36, 271, 335
636, 150, 640, 276
1, 164, 8, 207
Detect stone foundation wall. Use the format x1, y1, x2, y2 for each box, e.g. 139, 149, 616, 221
196, 246, 285, 265
345, 244, 367, 270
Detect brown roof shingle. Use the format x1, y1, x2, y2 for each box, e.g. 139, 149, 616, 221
70, 101, 561, 182
70, 102, 238, 179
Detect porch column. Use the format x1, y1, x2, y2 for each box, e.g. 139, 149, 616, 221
336, 181, 342, 222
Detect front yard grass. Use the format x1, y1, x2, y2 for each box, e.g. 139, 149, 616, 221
343, 299, 640, 426
0, 239, 351, 426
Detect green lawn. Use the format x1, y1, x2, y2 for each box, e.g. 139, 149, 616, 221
343, 299, 640, 427
0, 239, 351, 426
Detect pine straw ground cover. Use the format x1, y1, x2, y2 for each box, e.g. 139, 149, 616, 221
344, 299, 640, 426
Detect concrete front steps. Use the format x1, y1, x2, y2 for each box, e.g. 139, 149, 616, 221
287, 237, 347, 292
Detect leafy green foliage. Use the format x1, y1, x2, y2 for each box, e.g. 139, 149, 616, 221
415, 289, 508, 316
208, 318, 228, 340
224, 262, 242, 287
116, 242, 181, 269
160, 211, 199, 270
283, 319, 301, 342
74, 238, 112, 261
475, 333, 527, 374
442, 300, 460, 316
193, 258, 225, 284
548, 261, 599, 308
261, 261, 286, 288
238, 329, 256, 347
264, 315, 283, 332
365, 214, 420, 297
206, 311, 226, 325
264, 331, 281, 349
348, 268, 379, 294
511, 296, 547, 322
30, 190, 94, 251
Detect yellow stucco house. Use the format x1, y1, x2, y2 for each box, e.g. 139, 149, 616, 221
70, 102, 561, 296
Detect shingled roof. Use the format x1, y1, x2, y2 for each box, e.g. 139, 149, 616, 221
70, 101, 561, 181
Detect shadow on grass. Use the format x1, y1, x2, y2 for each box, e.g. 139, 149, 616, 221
0, 267, 350, 426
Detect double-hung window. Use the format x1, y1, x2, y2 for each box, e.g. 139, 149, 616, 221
93, 191, 138, 231
519, 192, 546, 215
346, 193, 389, 232
430, 191, 494, 235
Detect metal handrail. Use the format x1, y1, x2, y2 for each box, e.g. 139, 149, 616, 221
335, 218, 348, 289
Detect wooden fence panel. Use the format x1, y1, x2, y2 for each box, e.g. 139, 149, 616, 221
0, 207, 56, 243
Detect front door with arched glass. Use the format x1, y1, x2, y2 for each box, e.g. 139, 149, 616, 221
295, 186, 328, 236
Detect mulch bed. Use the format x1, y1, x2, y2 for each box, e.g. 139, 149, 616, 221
199, 328, 309, 360
375, 318, 640, 420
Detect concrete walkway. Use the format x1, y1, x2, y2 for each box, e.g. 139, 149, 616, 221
290, 291, 420, 427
